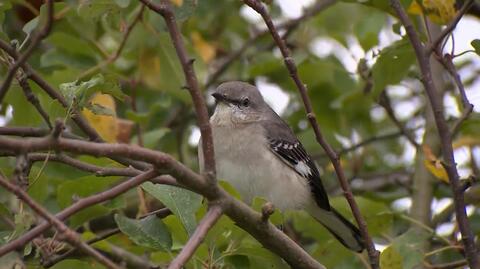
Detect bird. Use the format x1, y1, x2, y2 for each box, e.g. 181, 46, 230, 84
198, 81, 365, 252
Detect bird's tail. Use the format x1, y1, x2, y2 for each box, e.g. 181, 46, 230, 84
307, 205, 365, 252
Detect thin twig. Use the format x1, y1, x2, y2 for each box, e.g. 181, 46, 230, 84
378, 90, 419, 148
17, 73, 53, 129
0, 40, 152, 172
426, 259, 468, 269
0, 134, 325, 269
204, 0, 336, 88
77, 5, 145, 80
0, 169, 161, 257
0, 175, 120, 269
0, 126, 83, 139
0, 0, 54, 103
426, 0, 474, 54
242, 1, 379, 267
42, 208, 171, 268
438, 54, 472, 110
390, 1, 480, 267
168, 204, 223, 269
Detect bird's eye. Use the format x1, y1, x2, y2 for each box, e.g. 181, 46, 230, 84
242, 98, 250, 107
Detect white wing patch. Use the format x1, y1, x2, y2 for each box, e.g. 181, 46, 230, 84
294, 161, 312, 177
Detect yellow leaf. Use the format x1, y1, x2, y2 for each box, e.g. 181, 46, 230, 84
422, 144, 449, 183
82, 93, 118, 143
170, 0, 183, 6
408, 0, 457, 25
453, 136, 480, 149
138, 50, 162, 89
191, 31, 216, 63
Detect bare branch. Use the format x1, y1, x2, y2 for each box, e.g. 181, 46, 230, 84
390, 0, 480, 267
168, 204, 223, 269
42, 208, 171, 268
17, 74, 53, 129
378, 90, 419, 148
139, 0, 216, 182
0, 134, 325, 268
0, 169, 160, 256
242, 1, 379, 267
0, 0, 54, 103
436, 53, 474, 136
0, 175, 120, 269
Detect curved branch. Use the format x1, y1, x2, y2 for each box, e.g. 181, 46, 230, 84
0, 134, 325, 268
0, 0, 54, 103
242, 0, 379, 267
0, 175, 120, 269
204, 0, 336, 88
0, 169, 161, 256
139, 0, 216, 181
390, 1, 479, 267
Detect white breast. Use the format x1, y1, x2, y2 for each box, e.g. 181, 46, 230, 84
204, 106, 311, 211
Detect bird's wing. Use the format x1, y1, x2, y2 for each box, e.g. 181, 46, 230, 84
263, 115, 330, 211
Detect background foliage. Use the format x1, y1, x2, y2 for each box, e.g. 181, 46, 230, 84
1, 0, 480, 268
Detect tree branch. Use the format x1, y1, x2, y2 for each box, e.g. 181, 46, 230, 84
17, 74, 53, 129
77, 5, 146, 80
0, 169, 160, 257
426, 0, 474, 54
42, 208, 171, 268
242, 1, 379, 267
204, 0, 336, 88
0, 0, 53, 103
168, 204, 223, 269
390, 1, 479, 267
0, 134, 325, 268
0, 175, 120, 269
139, 0, 216, 182
378, 90, 419, 148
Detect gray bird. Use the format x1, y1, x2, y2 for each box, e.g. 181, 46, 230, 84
199, 81, 365, 252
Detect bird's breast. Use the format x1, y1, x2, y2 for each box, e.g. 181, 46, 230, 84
211, 123, 311, 211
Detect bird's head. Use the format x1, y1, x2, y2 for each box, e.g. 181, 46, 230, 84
211, 81, 267, 125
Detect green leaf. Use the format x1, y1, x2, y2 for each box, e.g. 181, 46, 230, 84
57, 176, 121, 227
51, 259, 104, 269
77, 0, 120, 21
472, 39, 480, 56
114, 0, 130, 8
371, 38, 416, 98
59, 74, 126, 109
142, 183, 202, 236
380, 246, 403, 269
382, 229, 430, 269
354, 11, 386, 51
23, 17, 39, 35
132, 128, 170, 148
114, 214, 172, 251
173, 0, 197, 21
85, 103, 115, 116
341, 0, 414, 15
0, 2, 12, 32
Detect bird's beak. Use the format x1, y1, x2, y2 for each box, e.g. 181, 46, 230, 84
212, 92, 226, 103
